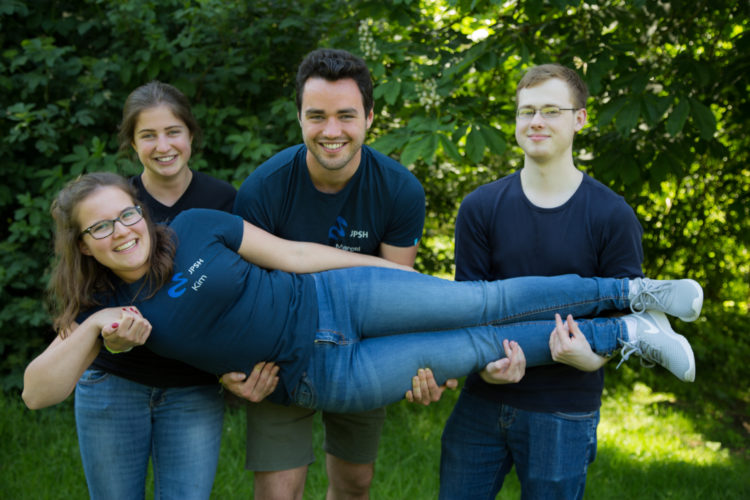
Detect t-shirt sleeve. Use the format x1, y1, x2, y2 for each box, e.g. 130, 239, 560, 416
454, 190, 493, 282
383, 174, 425, 247
596, 199, 644, 278
233, 170, 276, 232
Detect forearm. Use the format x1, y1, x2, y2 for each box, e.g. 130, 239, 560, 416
22, 320, 101, 409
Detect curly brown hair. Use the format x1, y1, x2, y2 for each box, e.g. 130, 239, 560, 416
48, 172, 176, 333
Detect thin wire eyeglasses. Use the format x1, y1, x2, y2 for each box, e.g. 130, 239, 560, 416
517, 106, 579, 120
80, 206, 143, 239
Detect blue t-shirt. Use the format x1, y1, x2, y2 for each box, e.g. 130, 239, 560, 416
82, 209, 317, 404
455, 171, 644, 412
234, 144, 425, 251
89, 170, 237, 387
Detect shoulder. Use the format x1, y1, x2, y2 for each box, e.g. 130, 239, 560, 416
461, 172, 519, 209
361, 145, 424, 195
191, 170, 235, 193
579, 173, 637, 217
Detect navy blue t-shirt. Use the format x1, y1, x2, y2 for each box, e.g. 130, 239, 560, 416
234, 144, 425, 252
455, 171, 644, 412
89, 170, 236, 387
81, 209, 317, 404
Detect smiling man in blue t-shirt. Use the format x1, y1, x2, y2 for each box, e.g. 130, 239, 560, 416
221, 48, 427, 500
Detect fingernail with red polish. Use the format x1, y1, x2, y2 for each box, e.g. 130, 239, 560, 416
111, 323, 119, 328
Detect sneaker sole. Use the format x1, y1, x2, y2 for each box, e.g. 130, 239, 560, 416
649, 311, 696, 382
678, 279, 703, 322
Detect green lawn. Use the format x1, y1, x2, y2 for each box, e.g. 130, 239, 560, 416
2, 379, 747, 499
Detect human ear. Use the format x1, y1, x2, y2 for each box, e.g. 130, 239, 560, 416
79, 239, 93, 256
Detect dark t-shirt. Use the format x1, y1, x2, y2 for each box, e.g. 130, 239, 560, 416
454, 171, 644, 412
234, 144, 425, 251
83, 209, 317, 404
88, 170, 236, 387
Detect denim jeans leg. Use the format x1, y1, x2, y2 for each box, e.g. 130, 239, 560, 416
439, 391, 513, 500
312, 268, 628, 338
75, 370, 152, 500
75, 370, 224, 500
150, 385, 224, 500
509, 407, 600, 500
302, 313, 623, 412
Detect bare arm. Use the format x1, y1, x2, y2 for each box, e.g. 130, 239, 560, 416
237, 221, 413, 274
22, 308, 151, 409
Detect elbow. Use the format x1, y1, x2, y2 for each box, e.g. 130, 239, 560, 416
21, 388, 46, 410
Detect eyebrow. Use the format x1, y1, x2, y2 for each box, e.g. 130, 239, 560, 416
136, 124, 186, 134
304, 107, 360, 116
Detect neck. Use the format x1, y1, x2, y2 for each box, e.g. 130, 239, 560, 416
306, 152, 360, 194
520, 156, 582, 208
141, 169, 192, 207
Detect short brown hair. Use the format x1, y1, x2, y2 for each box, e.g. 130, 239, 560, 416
516, 64, 589, 109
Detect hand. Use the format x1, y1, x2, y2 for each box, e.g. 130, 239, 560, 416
549, 314, 608, 371
220, 362, 279, 403
404, 368, 459, 405
480, 339, 526, 384
100, 307, 152, 353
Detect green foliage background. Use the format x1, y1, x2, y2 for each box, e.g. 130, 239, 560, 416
1, 0, 748, 435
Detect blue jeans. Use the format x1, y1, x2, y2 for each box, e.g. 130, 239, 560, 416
439, 391, 599, 500
293, 269, 628, 412
75, 370, 224, 500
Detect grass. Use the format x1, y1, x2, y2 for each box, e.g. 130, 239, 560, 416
1, 379, 748, 499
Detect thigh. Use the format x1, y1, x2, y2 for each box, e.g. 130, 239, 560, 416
245, 399, 316, 470
322, 407, 386, 464
75, 370, 152, 500
509, 408, 600, 500
439, 390, 513, 500
151, 384, 224, 500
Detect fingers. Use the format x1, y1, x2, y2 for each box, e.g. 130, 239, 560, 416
406, 368, 453, 405
220, 363, 280, 403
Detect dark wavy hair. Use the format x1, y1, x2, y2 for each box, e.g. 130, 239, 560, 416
295, 48, 374, 114
48, 172, 176, 333
117, 80, 203, 153
516, 64, 589, 109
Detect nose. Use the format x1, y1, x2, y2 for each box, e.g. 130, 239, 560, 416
111, 219, 130, 238
529, 110, 546, 127
322, 118, 342, 138
156, 133, 170, 151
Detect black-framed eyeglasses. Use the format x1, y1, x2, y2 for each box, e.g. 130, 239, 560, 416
517, 106, 580, 120
80, 206, 143, 239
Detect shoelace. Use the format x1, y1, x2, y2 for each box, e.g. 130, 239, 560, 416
616, 340, 656, 370
629, 280, 666, 315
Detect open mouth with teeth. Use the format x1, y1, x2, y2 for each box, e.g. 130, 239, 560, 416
155, 155, 177, 163
321, 142, 346, 152
115, 240, 137, 252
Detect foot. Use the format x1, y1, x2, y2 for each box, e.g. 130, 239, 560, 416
618, 311, 695, 382
629, 278, 703, 322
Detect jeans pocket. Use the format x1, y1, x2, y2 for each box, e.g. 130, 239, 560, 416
77, 369, 111, 386
552, 410, 599, 422
291, 373, 316, 409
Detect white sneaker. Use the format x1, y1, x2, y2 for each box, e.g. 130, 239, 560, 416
618, 311, 695, 382
629, 278, 703, 322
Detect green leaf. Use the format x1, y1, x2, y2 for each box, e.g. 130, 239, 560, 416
665, 97, 689, 136
438, 134, 462, 163
689, 98, 716, 140
615, 101, 640, 134
466, 127, 486, 163
477, 124, 506, 157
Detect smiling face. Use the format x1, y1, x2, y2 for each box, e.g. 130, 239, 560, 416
298, 77, 374, 178
77, 186, 151, 283
132, 104, 193, 182
514, 78, 587, 165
